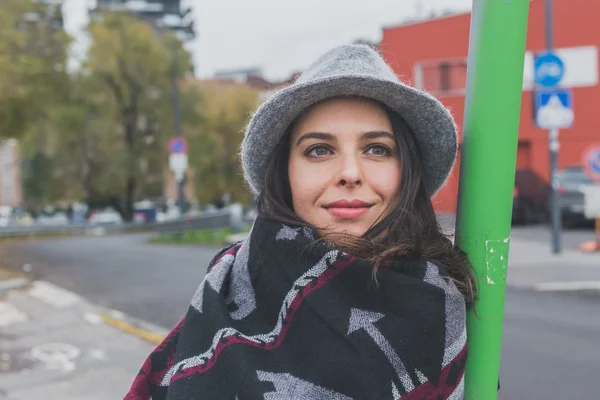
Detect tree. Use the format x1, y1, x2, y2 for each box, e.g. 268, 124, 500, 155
0, 0, 70, 139
84, 11, 194, 220
187, 82, 259, 206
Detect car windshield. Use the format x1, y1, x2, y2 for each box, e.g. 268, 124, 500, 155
556, 168, 594, 184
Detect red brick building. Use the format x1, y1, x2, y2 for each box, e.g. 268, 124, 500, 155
380, 0, 599, 213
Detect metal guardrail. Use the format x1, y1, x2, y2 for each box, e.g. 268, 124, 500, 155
0, 209, 232, 238
152, 210, 232, 234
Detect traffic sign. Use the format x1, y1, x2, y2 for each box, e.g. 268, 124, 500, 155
534, 52, 565, 87
169, 137, 187, 154
534, 89, 573, 129
169, 153, 188, 182
582, 145, 600, 183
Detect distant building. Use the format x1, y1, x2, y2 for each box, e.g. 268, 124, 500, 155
94, 0, 186, 17
250, 72, 301, 102
22, 0, 64, 30
0, 140, 22, 207
380, 0, 599, 213
91, 0, 194, 39
212, 67, 301, 96
213, 67, 264, 83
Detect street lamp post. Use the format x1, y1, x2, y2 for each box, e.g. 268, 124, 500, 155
166, 7, 195, 215
170, 37, 185, 213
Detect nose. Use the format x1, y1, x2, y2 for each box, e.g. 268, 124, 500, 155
337, 153, 362, 188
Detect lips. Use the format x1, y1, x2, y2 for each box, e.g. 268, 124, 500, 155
323, 199, 373, 219
324, 200, 373, 208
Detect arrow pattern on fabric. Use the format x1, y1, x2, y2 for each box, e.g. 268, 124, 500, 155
348, 308, 415, 393
257, 370, 352, 400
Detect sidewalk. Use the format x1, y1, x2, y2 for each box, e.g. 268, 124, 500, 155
507, 236, 600, 290
0, 280, 157, 400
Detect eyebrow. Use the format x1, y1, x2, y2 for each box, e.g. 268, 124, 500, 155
295, 130, 395, 146
295, 132, 334, 146
360, 131, 396, 141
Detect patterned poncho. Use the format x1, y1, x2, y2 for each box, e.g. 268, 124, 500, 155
125, 216, 467, 399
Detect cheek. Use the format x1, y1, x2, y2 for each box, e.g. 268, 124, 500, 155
366, 162, 401, 199
288, 156, 327, 211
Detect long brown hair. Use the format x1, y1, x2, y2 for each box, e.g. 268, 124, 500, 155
255, 99, 478, 308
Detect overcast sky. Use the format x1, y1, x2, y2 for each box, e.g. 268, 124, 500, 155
62, 0, 472, 81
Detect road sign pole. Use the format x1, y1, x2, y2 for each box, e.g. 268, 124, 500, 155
171, 39, 186, 213
455, 0, 530, 398
545, 0, 554, 49
544, 0, 562, 254
549, 127, 562, 253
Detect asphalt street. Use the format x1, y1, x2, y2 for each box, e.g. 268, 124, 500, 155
1, 233, 216, 329
2, 224, 599, 399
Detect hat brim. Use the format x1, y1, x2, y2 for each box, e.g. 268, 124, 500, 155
242, 74, 458, 196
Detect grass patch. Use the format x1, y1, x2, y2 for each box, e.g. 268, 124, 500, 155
149, 227, 247, 246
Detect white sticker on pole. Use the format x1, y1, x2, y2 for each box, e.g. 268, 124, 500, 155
485, 238, 510, 285
169, 153, 188, 182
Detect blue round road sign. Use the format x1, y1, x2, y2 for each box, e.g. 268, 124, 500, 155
169, 137, 187, 154
582, 146, 600, 182
534, 52, 565, 87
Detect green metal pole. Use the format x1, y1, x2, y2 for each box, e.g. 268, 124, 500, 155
456, 1, 530, 399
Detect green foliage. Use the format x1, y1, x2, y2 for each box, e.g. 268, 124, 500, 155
16, 7, 258, 216
187, 83, 259, 206
82, 12, 196, 219
0, 0, 70, 139
149, 227, 247, 246
21, 11, 198, 218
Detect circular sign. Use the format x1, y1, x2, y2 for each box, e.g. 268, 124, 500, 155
168, 137, 188, 154
582, 145, 600, 182
534, 52, 565, 87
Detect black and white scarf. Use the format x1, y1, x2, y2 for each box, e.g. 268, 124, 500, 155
125, 216, 467, 399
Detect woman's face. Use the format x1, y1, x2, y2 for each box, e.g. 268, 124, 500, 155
288, 98, 401, 237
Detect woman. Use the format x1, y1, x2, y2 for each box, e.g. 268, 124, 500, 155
125, 44, 476, 400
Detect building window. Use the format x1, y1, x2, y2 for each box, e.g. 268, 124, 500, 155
413, 59, 468, 96
440, 62, 451, 92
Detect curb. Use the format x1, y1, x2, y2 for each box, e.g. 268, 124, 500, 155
97, 308, 168, 345
1, 276, 170, 347
0, 277, 29, 294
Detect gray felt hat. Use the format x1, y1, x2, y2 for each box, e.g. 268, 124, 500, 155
241, 44, 458, 197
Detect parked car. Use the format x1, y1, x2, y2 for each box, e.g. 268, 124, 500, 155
35, 211, 70, 226
0, 205, 13, 227
88, 208, 123, 226
556, 166, 595, 227
133, 200, 158, 224
512, 168, 550, 225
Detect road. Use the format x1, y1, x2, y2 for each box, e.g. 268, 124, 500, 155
509, 224, 594, 251
499, 287, 599, 399
2, 233, 218, 329
2, 224, 599, 399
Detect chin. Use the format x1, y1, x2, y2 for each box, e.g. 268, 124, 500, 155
329, 223, 368, 238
